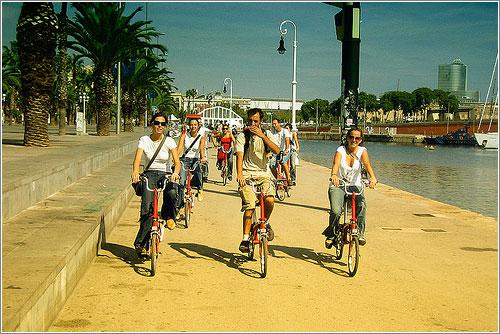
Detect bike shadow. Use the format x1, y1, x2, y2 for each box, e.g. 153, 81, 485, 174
99, 242, 153, 277
269, 244, 351, 277
168, 242, 263, 278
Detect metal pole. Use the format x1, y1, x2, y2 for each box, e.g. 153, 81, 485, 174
83, 92, 87, 134
224, 77, 233, 110
116, 2, 122, 134
334, 3, 361, 143
279, 20, 298, 132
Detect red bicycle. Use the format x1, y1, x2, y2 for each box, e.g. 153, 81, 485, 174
330, 179, 366, 277
180, 160, 201, 228
275, 154, 290, 201
218, 146, 232, 186
140, 174, 170, 276
245, 179, 272, 278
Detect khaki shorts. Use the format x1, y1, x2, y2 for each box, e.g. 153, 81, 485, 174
239, 176, 276, 212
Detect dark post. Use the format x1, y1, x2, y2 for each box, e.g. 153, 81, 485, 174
333, 2, 361, 142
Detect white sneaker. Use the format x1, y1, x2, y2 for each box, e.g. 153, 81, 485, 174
197, 189, 204, 201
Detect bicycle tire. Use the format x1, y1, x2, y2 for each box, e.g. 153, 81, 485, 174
259, 235, 268, 278
347, 234, 360, 277
334, 225, 344, 260
150, 233, 159, 276
184, 198, 190, 228
276, 184, 285, 201
222, 166, 228, 186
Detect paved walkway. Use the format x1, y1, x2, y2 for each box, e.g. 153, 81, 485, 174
45, 147, 498, 331
2, 124, 148, 331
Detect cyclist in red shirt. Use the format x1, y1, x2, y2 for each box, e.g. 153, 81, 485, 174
215, 124, 236, 181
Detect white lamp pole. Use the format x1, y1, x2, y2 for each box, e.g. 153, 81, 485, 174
278, 19, 298, 132
224, 77, 233, 111
79, 92, 89, 134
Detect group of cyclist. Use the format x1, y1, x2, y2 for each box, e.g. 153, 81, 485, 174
130, 107, 377, 257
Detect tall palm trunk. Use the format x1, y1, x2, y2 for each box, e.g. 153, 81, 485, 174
17, 3, 58, 146
57, 2, 68, 135
138, 94, 147, 127
94, 65, 114, 135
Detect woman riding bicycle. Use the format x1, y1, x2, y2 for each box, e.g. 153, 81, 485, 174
215, 123, 236, 181
323, 127, 377, 247
176, 116, 206, 214
131, 112, 181, 256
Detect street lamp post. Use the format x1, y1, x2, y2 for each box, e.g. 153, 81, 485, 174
79, 92, 89, 134
278, 19, 298, 132
223, 77, 233, 110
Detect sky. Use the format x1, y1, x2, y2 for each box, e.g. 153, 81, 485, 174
1, 1, 498, 103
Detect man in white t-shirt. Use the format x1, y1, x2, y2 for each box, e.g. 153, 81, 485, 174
270, 118, 292, 184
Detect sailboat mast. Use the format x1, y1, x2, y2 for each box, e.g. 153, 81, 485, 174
478, 54, 498, 132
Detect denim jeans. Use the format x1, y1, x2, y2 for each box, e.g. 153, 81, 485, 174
134, 170, 178, 248
176, 157, 203, 210
323, 184, 367, 238
289, 149, 298, 182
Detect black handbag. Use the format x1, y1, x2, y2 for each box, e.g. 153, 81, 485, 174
132, 134, 168, 196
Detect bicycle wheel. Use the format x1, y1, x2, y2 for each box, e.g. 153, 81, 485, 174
150, 233, 159, 276
276, 183, 285, 201
347, 233, 360, 277
334, 225, 344, 260
222, 165, 228, 186
259, 235, 268, 278
184, 198, 190, 228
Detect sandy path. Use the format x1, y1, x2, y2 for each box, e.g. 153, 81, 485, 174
49, 152, 498, 332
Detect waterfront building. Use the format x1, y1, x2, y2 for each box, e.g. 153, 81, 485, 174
438, 58, 480, 102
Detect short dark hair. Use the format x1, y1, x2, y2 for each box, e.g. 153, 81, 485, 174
247, 108, 263, 122
272, 117, 281, 124
150, 112, 167, 125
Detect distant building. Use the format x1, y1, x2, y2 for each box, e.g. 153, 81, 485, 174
438, 58, 480, 102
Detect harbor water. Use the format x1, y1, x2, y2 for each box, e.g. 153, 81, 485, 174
299, 140, 498, 218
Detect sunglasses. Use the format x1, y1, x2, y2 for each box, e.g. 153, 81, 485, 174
223, 128, 229, 130
153, 121, 167, 126
349, 135, 362, 141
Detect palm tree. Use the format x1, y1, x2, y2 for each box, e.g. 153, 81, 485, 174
67, 3, 165, 136
56, 2, 68, 135
2, 41, 21, 125
16, 3, 58, 147
121, 55, 174, 131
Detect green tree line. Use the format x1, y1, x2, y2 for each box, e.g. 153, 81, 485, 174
2, 2, 176, 146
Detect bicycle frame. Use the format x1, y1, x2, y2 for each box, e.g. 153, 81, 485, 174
219, 146, 231, 184
246, 179, 272, 278
141, 174, 169, 276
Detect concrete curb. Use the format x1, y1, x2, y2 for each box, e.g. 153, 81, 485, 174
2, 139, 137, 222
2, 155, 136, 332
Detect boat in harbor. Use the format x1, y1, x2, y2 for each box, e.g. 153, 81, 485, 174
474, 53, 498, 149
423, 126, 477, 146
474, 132, 498, 149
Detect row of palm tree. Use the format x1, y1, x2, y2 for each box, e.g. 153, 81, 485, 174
3, 2, 176, 146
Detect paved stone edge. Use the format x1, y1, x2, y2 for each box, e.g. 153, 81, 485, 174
3, 185, 134, 332
2, 139, 137, 221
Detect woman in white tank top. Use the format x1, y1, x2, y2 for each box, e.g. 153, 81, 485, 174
176, 117, 206, 212
322, 128, 377, 247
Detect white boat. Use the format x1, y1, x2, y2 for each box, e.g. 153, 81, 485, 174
474, 132, 498, 149
475, 54, 498, 150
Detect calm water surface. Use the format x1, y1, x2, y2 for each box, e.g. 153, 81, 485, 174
300, 140, 498, 218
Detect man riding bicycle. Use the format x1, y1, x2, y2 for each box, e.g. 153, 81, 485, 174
236, 108, 280, 253
269, 118, 292, 185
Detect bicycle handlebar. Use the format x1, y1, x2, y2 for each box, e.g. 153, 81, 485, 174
218, 146, 232, 154
332, 179, 366, 196
180, 159, 204, 172
140, 174, 171, 192
245, 179, 272, 195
